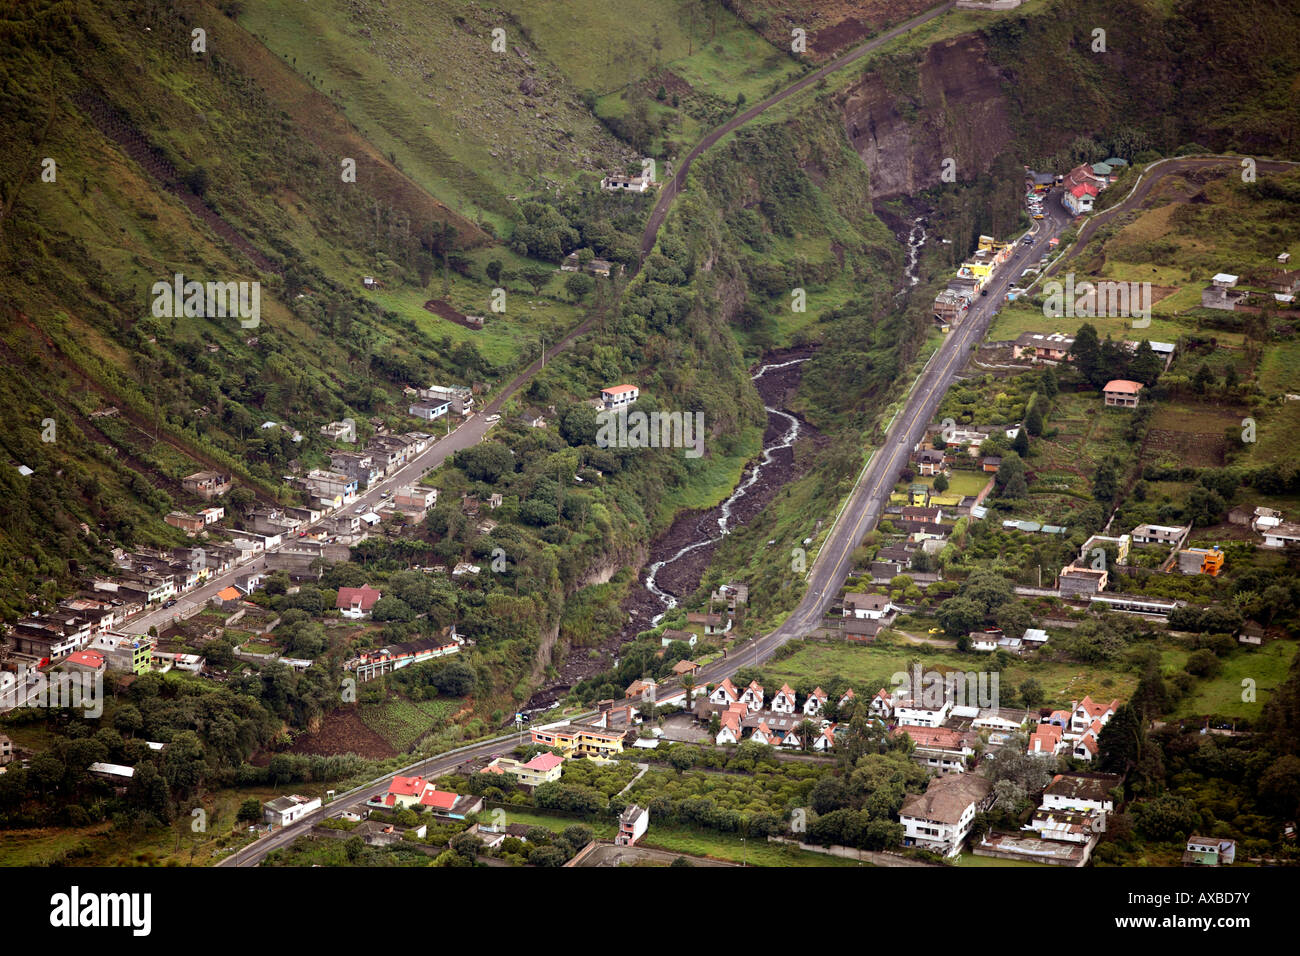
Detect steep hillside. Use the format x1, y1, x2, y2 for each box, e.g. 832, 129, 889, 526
0, 0, 563, 614
828, 0, 1300, 206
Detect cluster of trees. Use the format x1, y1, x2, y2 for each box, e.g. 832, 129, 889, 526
507, 193, 643, 266
1071, 324, 1166, 390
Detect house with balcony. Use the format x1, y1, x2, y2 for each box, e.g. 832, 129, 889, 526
617, 804, 649, 846
899, 773, 994, 857
599, 384, 639, 410
181, 471, 231, 499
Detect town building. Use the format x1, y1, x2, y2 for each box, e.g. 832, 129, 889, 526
899, 773, 994, 857
263, 794, 321, 827
1102, 379, 1142, 408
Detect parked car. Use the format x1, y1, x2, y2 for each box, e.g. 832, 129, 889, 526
484, 414, 501, 423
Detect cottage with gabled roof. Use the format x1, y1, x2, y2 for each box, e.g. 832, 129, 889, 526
336, 585, 382, 619
739, 680, 765, 710
710, 678, 739, 706
771, 683, 797, 715
803, 687, 828, 716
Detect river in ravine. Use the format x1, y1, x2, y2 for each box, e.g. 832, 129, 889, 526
522, 215, 928, 711
521, 346, 824, 710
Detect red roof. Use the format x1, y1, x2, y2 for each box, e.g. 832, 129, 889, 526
419, 789, 458, 811
388, 775, 427, 797
1103, 380, 1143, 394
336, 585, 382, 611
1069, 182, 1099, 198
602, 384, 638, 395
523, 753, 564, 772
66, 650, 105, 669
217, 586, 242, 601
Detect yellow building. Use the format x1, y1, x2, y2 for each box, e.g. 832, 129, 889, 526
531, 723, 625, 759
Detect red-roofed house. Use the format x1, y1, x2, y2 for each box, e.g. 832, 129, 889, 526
1028, 723, 1064, 757
750, 721, 778, 746
61, 650, 106, 674
839, 688, 857, 711
709, 678, 739, 706
1063, 181, 1099, 215
717, 710, 743, 745
374, 775, 483, 818
480, 752, 565, 787
216, 585, 243, 610
803, 687, 828, 716
1072, 719, 1106, 762
771, 683, 797, 714
869, 688, 895, 719
1070, 696, 1120, 736
812, 724, 837, 752
337, 585, 382, 619
600, 384, 639, 410
739, 680, 765, 710
1103, 380, 1142, 408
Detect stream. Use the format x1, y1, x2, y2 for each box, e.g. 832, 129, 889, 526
643, 357, 806, 622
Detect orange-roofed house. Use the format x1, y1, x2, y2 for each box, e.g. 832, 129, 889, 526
216, 585, 243, 610
600, 384, 639, 410
717, 710, 743, 745
1070, 696, 1120, 737
1103, 379, 1143, 408
709, 677, 739, 706
750, 721, 778, 745
739, 680, 764, 709
771, 683, 798, 714
1028, 724, 1064, 756
803, 687, 828, 716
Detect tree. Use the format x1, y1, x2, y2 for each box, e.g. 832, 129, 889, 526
937, 596, 985, 636
564, 272, 595, 300
521, 266, 552, 295
1072, 323, 1102, 386
1012, 427, 1030, 456
1019, 677, 1045, 708
1185, 648, 1222, 677
485, 259, 503, 283
1040, 366, 1059, 399
994, 452, 1027, 499
1025, 402, 1045, 437
933, 474, 949, 493
237, 798, 263, 823
1093, 458, 1119, 503
1192, 362, 1215, 394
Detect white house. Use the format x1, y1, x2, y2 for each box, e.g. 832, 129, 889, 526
600, 384, 639, 410
895, 696, 954, 728
869, 688, 894, 719
1042, 772, 1121, 814
842, 592, 894, 620
1069, 696, 1119, 738
971, 633, 1000, 652
899, 774, 993, 857
709, 678, 739, 706
1262, 521, 1300, 549
263, 794, 321, 827
617, 804, 649, 846
803, 687, 828, 716
771, 683, 797, 715
739, 680, 765, 710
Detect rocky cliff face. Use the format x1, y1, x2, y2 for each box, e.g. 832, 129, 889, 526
838, 34, 1013, 200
